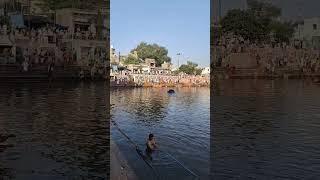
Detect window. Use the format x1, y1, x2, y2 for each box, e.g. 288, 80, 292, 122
313, 24, 317, 30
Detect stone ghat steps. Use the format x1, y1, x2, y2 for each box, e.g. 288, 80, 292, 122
0, 65, 105, 80
110, 81, 137, 87
214, 67, 320, 79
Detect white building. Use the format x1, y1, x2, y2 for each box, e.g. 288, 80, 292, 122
110, 45, 119, 64
294, 17, 320, 49
201, 67, 210, 76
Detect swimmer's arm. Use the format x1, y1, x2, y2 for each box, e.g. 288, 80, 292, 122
153, 141, 158, 148
148, 141, 155, 150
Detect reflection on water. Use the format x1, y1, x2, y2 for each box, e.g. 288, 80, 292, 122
212, 80, 320, 179
111, 87, 210, 180
0, 82, 109, 179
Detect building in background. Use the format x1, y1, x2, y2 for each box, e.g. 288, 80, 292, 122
17, 0, 44, 14
201, 67, 210, 76
0, 0, 109, 67
110, 45, 119, 64
56, 5, 108, 64
294, 17, 320, 49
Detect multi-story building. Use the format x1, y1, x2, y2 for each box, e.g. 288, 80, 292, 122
144, 58, 156, 68
56, 8, 108, 35
110, 45, 119, 64
201, 67, 210, 76
4, 0, 43, 15
56, 6, 109, 64
294, 17, 320, 49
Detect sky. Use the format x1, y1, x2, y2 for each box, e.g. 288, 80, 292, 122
111, 0, 210, 67
211, 0, 320, 21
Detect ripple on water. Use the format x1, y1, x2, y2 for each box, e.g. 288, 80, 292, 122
0, 82, 109, 179
212, 80, 320, 179
111, 87, 210, 179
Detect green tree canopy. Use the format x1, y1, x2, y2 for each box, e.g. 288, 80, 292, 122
269, 21, 294, 43
220, 0, 293, 43
179, 61, 202, 75
130, 42, 171, 67
123, 54, 141, 65
0, 16, 11, 26
220, 9, 269, 41
247, 0, 281, 18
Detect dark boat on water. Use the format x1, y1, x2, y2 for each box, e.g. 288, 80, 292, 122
167, 89, 175, 94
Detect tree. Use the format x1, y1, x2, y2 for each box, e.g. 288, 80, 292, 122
179, 61, 202, 75
172, 70, 180, 75
220, 0, 294, 43
269, 21, 294, 43
123, 54, 140, 65
130, 42, 171, 67
0, 16, 10, 26
195, 68, 202, 76
220, 9, 269, 41
247, 0, 281, 19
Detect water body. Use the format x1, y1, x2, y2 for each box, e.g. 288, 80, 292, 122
0, 82, 109, 179
111, 87, 210, 180
212, 79, 320, 179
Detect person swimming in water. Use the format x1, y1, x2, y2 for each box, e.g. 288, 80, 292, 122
146, 133, 158, 151
145, 133, 158, 160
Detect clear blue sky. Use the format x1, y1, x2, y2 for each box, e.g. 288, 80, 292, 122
111, 0, 210, 67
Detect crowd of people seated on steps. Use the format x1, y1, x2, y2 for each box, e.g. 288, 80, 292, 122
0, 23, 107, 74
0, 23, 108, 42
215, 33, 320, 74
